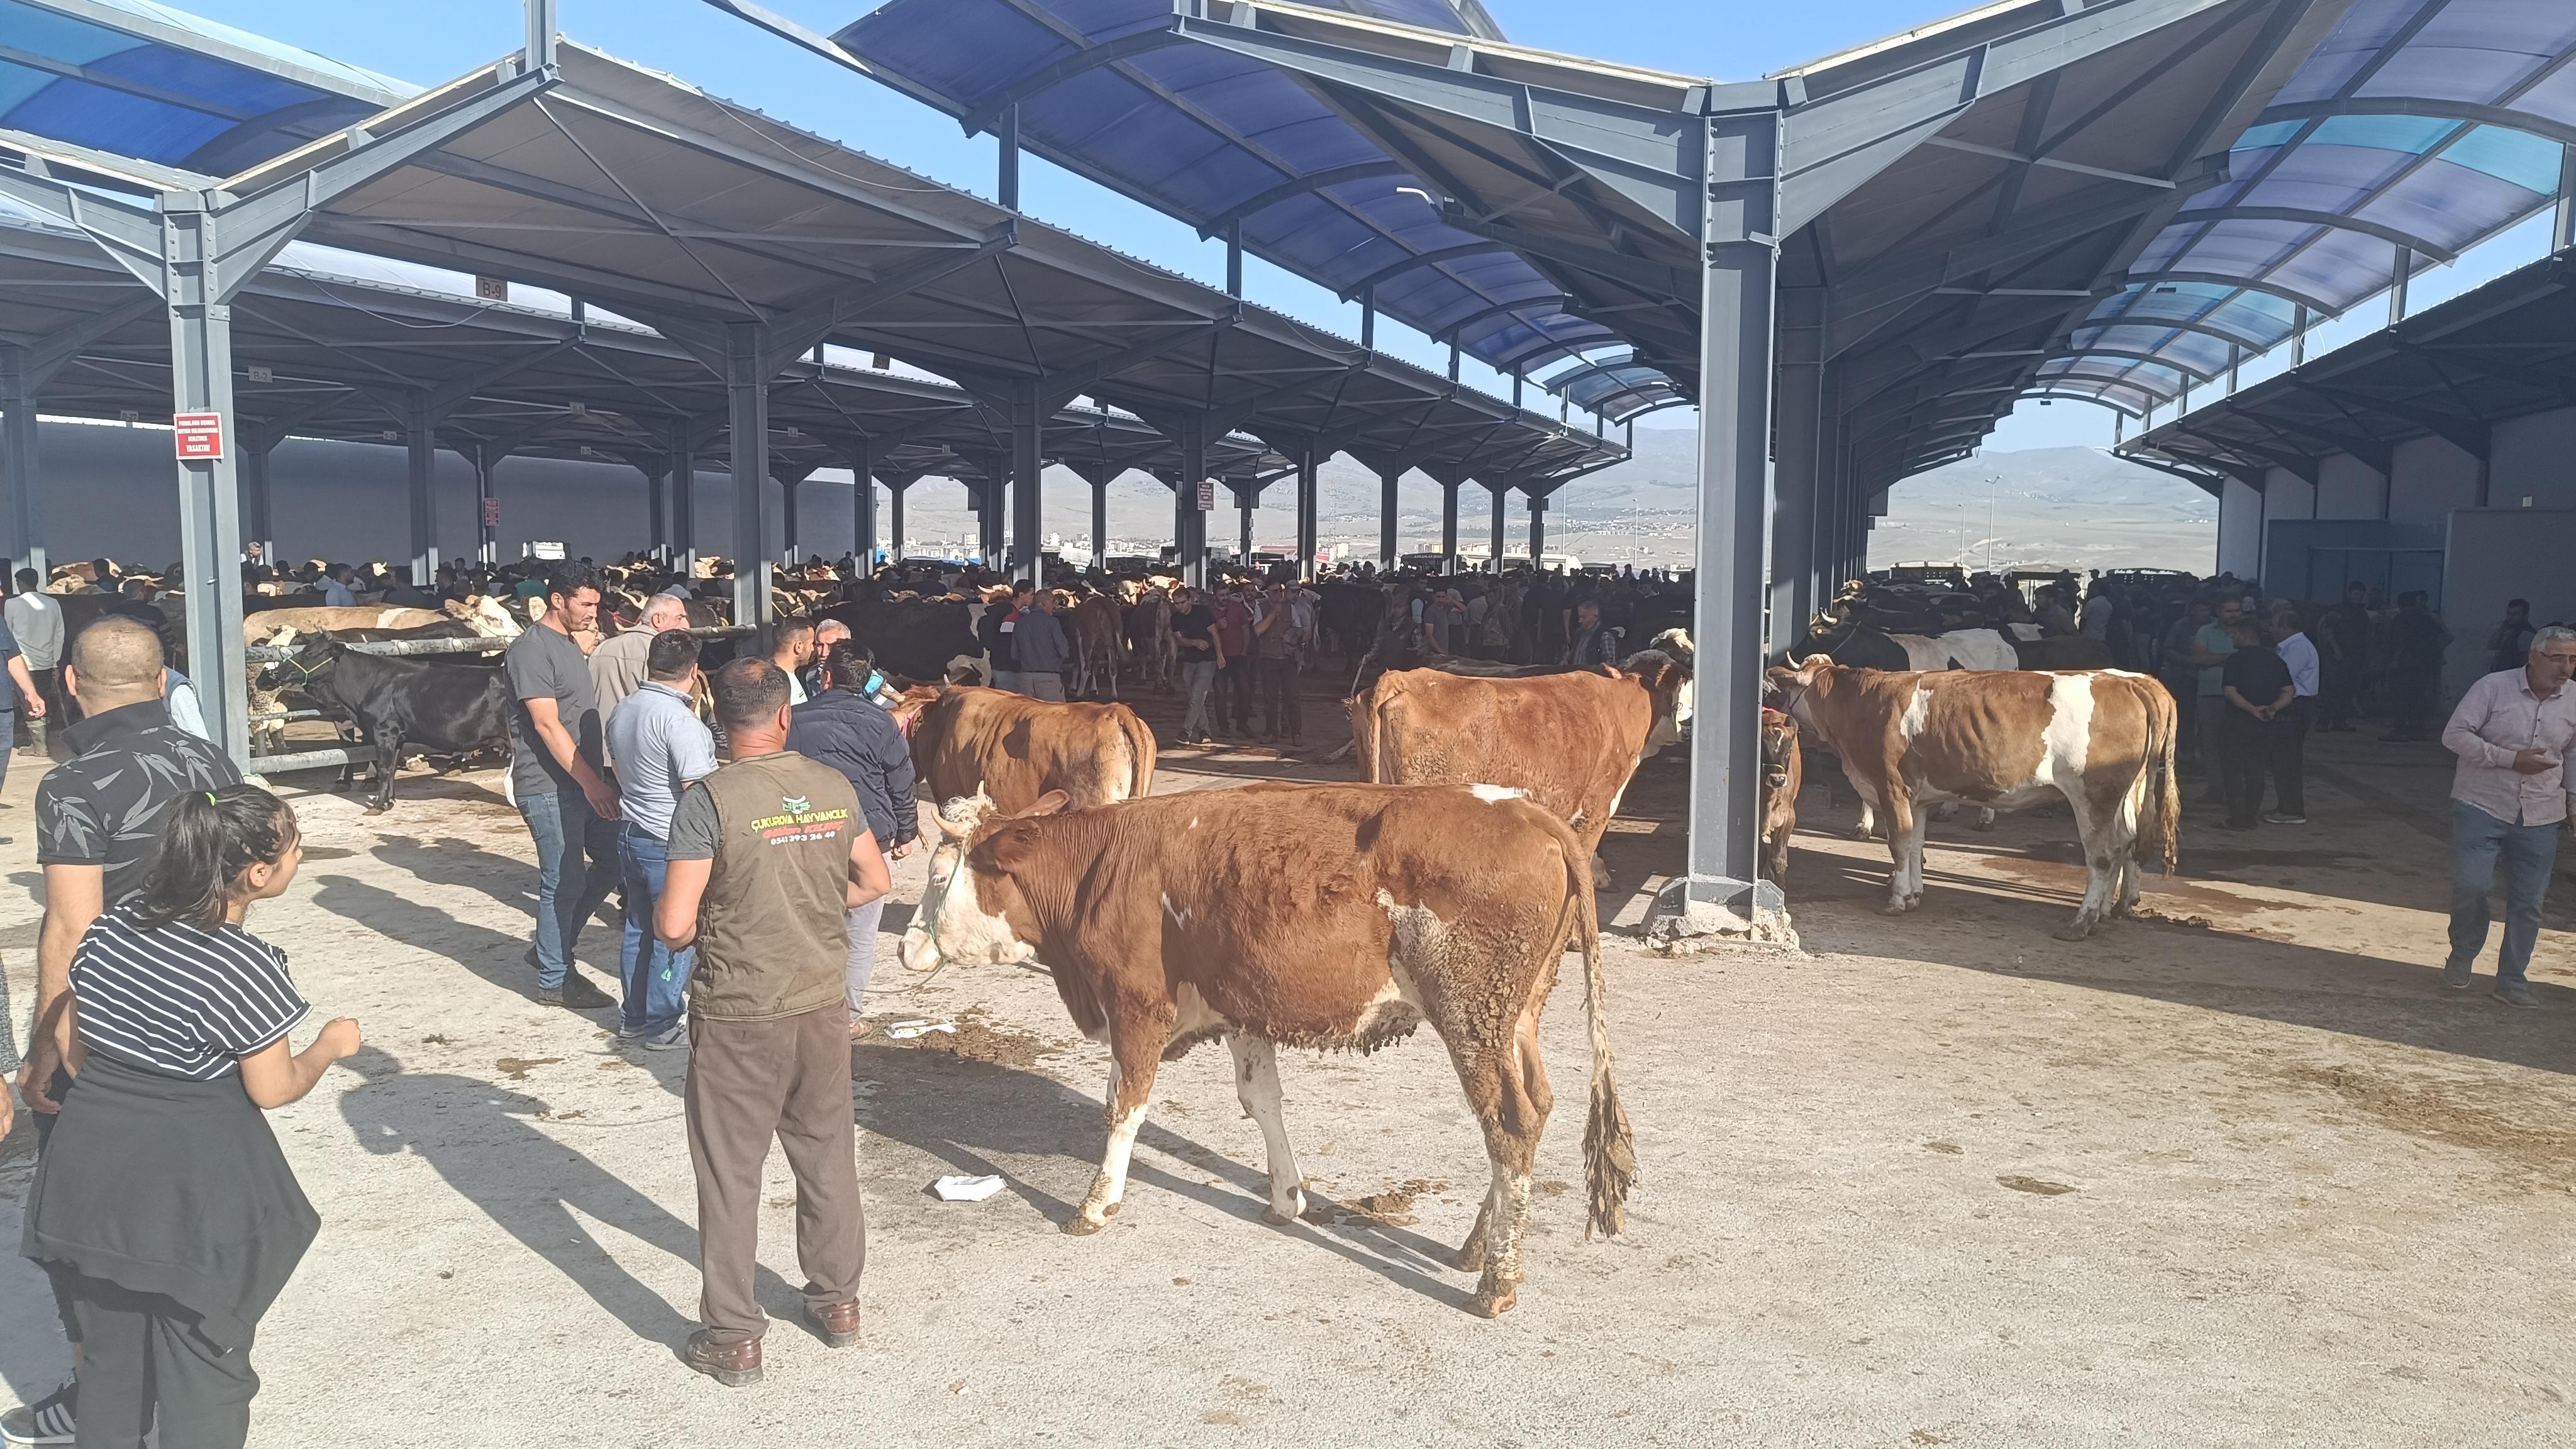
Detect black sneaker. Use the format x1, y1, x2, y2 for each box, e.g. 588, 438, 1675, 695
1, 1378, 75, 1445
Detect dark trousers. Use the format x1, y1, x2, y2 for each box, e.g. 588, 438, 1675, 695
686, 1004, 865, 1348
1218, 656, 1257, 733
2219, 713, 2272, 828
2317, 657, 2358, 729
1257, 655, 1301, 739
2268, 697, 2311, 817
2388, 667, 2437, 739
2196, 697, 2229, 797
65, 1272, 258, 1449
32, 1088, 82, 1346
2164, 675, 2200, 772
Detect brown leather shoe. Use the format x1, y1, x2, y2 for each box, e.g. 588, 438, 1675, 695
804, 1299, 862, 1348
684, 1330, 763, 1387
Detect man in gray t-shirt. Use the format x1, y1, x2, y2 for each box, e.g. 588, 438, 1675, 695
504, 564, 621, 1008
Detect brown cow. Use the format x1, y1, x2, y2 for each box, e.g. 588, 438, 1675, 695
899, 782, 1633, 1317
910, 686, 1155, 814
1758, 707, 1801, 886
1350, 635, 1691, 889
1768, 660, 2179, 939
244, 606, 448, 643
1068, 592, 1123, 700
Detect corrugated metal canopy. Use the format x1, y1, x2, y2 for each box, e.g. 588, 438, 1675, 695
0, 0, 406, 174
2035, 0, 2576, 418
0, 190, 1291, 490
823, 0, 1681, 420
2118, 241, 2576, 487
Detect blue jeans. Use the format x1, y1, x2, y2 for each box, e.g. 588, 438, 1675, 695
2449, 800, 2562, 986
519, 787, 618, 990
618, 822, 696, 1035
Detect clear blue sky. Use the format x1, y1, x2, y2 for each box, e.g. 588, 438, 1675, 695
172, 0, 2561, 455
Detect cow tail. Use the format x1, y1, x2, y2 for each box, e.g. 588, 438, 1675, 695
1572, 833, 1635, 1240
2148, 680, 2182, 875
1118, 706, 1155, 802
1349, 677, 1384, 782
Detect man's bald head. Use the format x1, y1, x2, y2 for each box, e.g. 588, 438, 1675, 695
67, 616, 165, 708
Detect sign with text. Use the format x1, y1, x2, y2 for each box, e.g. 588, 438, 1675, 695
1194, 479, 1215, 511
482, 497, 501, 528
173, 411, 224, 460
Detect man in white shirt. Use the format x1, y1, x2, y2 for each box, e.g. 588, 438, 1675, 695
7, 569, 62, 754
2266, 606, 2320, 826
2440, 625, 2576, 1006
591, 594, 691, 764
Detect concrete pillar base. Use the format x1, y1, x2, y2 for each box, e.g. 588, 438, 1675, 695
1643, 875, 1799, 955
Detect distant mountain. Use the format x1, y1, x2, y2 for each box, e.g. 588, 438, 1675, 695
885, 431, 2212, 573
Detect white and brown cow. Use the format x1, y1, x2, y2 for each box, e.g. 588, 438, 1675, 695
909, 686, 1156, 814
1768, 660, 2179, 940
1350, 633, 1691, 889
901, 782, 1633, 1317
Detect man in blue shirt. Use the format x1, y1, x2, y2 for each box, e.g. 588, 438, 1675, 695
603, 630, 716, 1047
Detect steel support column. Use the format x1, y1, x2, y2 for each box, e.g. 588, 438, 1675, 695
642, 450, 666, 555
164, 201, 250, 764
1237, 486, 1255, 565
1295, 446, 1319, 579
888, 478, 909, 562
1, 351, 45, 581
1487, 480, 1507, 574
724, 324, 772, 630
1770, 287, 1825, 653
475, 445, 503, 566
1090, 475, 1109, 571
1175, 415, 1208, 587
781, 475, 801, 564
669, 416, 701, 575
1650, 104, 1788, 942
1809, 361, 1846, 614
1009, 377, 1044, 587
239, 441, 274, 569
1528, 492, 1546, 563
405, 391, 438, 586
1440, 479, 1460, 574
1377, 466, 1400, 569
849, 437, 876, 572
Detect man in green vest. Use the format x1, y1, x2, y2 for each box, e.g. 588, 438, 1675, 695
655, 657, 891, 1387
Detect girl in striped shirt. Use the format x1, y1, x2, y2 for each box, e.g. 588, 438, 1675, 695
23, 784, 359, 1449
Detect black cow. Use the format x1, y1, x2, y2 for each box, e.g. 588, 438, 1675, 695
816, 597, 980, 684
258, 639, 509, 813
1796, 623, 1913, 670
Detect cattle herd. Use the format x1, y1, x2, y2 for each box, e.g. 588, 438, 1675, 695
28, 550, 2212, 1315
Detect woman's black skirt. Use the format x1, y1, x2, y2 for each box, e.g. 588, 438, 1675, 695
21, 1052, 318, 1349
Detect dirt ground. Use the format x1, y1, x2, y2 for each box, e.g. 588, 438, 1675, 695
4, 675, 2575, 1447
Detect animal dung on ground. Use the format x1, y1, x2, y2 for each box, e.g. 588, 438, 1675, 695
933, 1174, 1008, 1202
1996, 1175, 2076, 1196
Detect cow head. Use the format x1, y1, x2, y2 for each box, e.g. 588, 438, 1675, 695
1765, 655, 1837, 730
1618, 633, 1696, 757
256, 635, 341, 694
902, 789, 1072, 974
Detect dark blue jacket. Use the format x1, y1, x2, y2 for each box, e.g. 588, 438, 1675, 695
786, 686, 918, 848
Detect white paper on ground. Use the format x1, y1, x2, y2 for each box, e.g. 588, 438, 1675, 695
887, 1019, 957, 1039
933, 1174, 1006, 1202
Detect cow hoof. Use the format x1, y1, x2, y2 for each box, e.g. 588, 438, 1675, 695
1262, 1206, 1294, 1226
1061, 1215, 1106, 1237
363, 804, 391, 816
1101, 1200, 1121, 1219
2052, 921, 2094, 942
1879, 901, 1910, 916
1469, 1284, 1518, 1318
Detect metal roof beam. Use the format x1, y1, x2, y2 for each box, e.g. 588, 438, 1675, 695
1335, 241, 1516, 303
2253, 96, 2576, 152
2115, 270, 2343, 319
2295, 379, 2490, 459
958, 28, 1187, 135
2182, 204, 2458, 264
1192, 161, 1409, 239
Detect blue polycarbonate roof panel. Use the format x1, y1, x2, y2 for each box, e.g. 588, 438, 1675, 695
2038, 0, 2576, 416
837, 0, 1671, 411
0, 0, 407, 174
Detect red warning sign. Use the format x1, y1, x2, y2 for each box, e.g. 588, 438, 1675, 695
174, 411, 225, 460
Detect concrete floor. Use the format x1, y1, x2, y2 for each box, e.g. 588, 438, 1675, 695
3, 681, 2573, 1447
